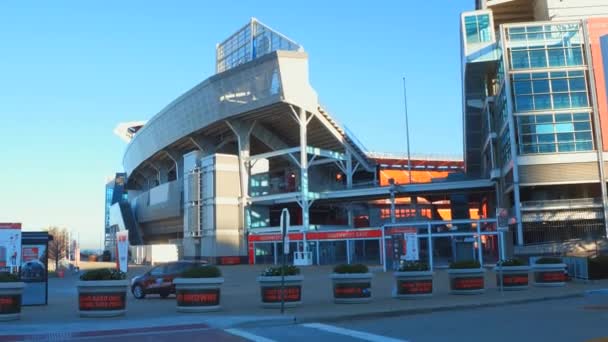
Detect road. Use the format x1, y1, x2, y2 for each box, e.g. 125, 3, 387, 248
4, 294, 608, 341
222, 294, 608, 342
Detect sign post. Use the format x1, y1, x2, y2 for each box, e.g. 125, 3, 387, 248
497, 208, 510, 295
280, 208, 290, 314
116, 231, 129, 273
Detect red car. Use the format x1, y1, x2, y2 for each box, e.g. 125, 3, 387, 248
130, 260, 207, 299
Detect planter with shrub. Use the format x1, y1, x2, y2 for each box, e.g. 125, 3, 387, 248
330, 264, 372, 304
532, 257, 566, 287
393, 261, 433, 299
257, 266, 303, 308
77, 268, 128, 317
494, 259, 530, 290
0, 272, 25, 321
448, 260, 485, 294
173, 266, 223, 312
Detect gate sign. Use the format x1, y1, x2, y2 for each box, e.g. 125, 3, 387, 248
116, 231, 129, 273
404, 233, 419, 261
0, 223, 22, 271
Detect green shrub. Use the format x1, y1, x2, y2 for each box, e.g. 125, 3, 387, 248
449, 260, 481, 269
535, 257, 563, 264
0, 272, 20, 282
398, 261, 430, 272
261, 265, 300, 277
333, 264, 369, 274
79, 268, 126, 281
181, 266, 222, 278
497, 258, 526, 267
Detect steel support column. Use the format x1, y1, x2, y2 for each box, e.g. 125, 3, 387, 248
299, 107, 310, 238
501, 28, 524, 246
346, 150, 354, 227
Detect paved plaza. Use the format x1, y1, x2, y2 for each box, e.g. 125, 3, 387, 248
1, 264, 608, 341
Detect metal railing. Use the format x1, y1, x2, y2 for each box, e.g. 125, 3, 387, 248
523, 219, 605, 245
521, 198, 603, 210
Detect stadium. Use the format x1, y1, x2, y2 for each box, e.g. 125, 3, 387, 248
107, 2, 608, 266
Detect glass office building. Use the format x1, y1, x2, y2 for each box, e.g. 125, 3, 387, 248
461, 0, 608, 249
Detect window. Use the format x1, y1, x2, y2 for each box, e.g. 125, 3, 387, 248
500, 129, 512, 164
464, 14, 491, 44
380, 208, 432, 219
507, 23, 585, 70
149, 266, 166, 276
511, 71, 589, 112
517, 111, 594, 154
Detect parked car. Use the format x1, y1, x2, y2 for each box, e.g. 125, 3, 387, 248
130, 260, 207, 299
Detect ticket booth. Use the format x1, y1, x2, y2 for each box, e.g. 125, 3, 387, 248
20, 232, 52, 306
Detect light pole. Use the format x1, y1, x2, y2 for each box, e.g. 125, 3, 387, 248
402, 77, 412, 184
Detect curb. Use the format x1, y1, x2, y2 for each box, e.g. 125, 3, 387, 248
234, 292, 585, 326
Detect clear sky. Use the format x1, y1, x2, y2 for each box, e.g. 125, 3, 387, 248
0, 1, 474, 249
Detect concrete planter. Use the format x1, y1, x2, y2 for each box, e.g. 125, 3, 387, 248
0, 282, 26, 321
257, 275, 303, 308
393, 271, 434, 299
448, 268, 485, 294
330, 273, 373, 304
532, 263, 567, 287
494, 266, 530, 290
173, 277, 224, 312
77, 280, 129, 317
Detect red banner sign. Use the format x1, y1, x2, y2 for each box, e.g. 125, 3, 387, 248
536, 271, 566, 283
452, 277, 484, 290
177, 289, 220, 306
398, 280, 433, 295
0, 295, 20, 314
249, 229, 381, 242
79, 293, 126, 311
261, 286, 301, 302
499, 274, 528, 286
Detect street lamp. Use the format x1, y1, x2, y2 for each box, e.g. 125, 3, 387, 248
402, 77, 412, 184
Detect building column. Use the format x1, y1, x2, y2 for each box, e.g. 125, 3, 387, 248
346, 150, 354, 227
227, 120, 256, 233
299, 107, 310, 233
389, 179, 396, 224
583, 22, 608, 238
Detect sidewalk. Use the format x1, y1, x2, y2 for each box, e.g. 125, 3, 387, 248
2, 265, 606, 334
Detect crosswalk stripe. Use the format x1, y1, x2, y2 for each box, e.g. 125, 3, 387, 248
224, 328, 278, 342
302, 323, 408, 342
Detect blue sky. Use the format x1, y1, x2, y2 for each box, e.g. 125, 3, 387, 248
0, 1, 473, 249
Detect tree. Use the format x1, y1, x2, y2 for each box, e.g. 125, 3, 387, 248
46, 227, 70, 271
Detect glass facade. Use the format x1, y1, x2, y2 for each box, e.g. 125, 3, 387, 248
504, 22, 595, 155
104, 186, 113, 233
216, 19, 301, 73
464, 14, 491, 44
512, 71, 589, 112
517, 112, 593, 153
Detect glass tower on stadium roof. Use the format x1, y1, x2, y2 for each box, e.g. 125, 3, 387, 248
216, 18, 303, 74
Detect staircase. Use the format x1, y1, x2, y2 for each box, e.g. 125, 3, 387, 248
119, 202, 144, 245
317, 106, 373, 171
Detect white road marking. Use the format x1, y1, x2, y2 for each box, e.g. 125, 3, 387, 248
302, 323, 408, 342
224, 328, 278, 342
